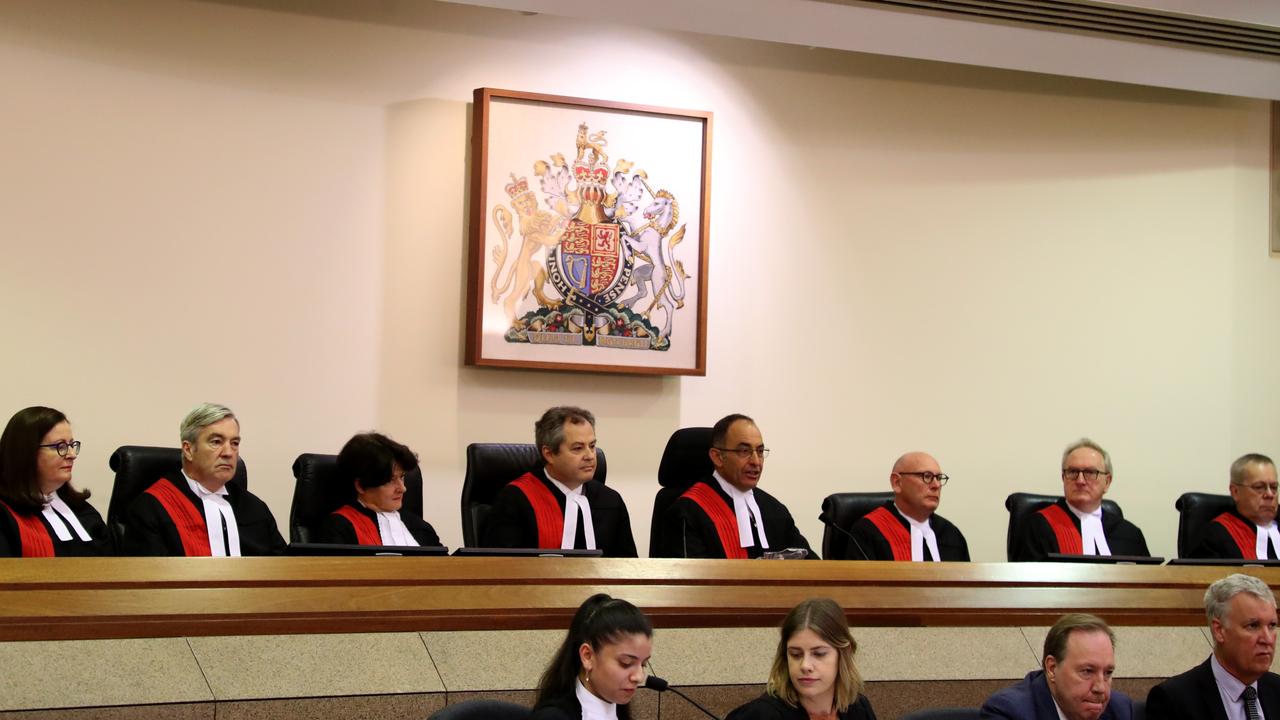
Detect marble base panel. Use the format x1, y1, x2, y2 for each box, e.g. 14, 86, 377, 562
0, 703, 212, 720
214, 693, 445, 720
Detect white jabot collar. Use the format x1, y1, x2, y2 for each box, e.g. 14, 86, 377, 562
357, 500, 419, 547
714, 471, 769, 549
575, 677, 618, 720
41, 492, 92, 542
546, 470, 596, 551
895, 503, 940, 562
1256, 520, 1280, 560
183, 470, 240, 557
1066, 502, 1110, 556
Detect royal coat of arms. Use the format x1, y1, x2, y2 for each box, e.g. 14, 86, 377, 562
488, 121, 689, 351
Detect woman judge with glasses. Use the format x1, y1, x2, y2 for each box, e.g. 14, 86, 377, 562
0, 406, 112, 557
727, 598, 877, 720
317, 432, 441, 547
531, 593, 653, 720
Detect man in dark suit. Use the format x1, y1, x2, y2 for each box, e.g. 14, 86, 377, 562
482, 406, 637, 557
1146, 573, 1280, 719
847, 451, 969, 561
1190, 454, 1280, 560
1010, 438, 1149, 561
981, 613, 1133, 720
660, 413, 814, 559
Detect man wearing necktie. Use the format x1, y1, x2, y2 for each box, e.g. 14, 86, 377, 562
660, 413, 815, 559
847, 451, 969, 562
122, 403, 286, 556
1009, 438, 1150, 562
1191, 454, 1280, 560
482, 406, 637, 557
1147, 573, 1280, 720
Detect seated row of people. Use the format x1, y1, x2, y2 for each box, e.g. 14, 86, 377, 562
1, 402, 1276, 562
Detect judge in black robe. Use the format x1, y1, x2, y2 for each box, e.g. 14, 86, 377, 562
847, 500, 969, 562
1009, 497, 1149, 562
727, 693, 877, 720
1190, 506, 1280, 559
319, 502, 441, 547
0, 498, 112, 557
660, 476, 815, 559
121, 475, 286, 556
481, 466, 637, 557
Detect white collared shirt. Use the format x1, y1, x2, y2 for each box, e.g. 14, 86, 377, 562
713, 471, 769, 550
357, 501, 419, 547
1066, 502, 1111, 556
1211, 652, 1266, 720
574, 677, 618, 720
41, 493, 92, 543
1256, 521, 1280, 560
895, 504, 940, 562
545, 470, 596, 551
183, 470, 240, 557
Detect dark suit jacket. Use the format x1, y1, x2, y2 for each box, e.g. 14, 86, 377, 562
481, 468, 638, 558
659, 477, 816, 559
847, 500, 970, 561
726, 692, 877, 720
981, 670, 1133, 720
1010, 498, 1150, 562
1146, 657, 1280, 720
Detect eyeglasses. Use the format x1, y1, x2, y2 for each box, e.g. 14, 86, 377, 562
1235, 481, 1280, 495
897, 471, 949, 486
1062, 468, 1108, 482
713, 446, 770, 460
39, 440, 82, 458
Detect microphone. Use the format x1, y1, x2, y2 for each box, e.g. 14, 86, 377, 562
818, 511, 872, 561
644, 675, 722, 720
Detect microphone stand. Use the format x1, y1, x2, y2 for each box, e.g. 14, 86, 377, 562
818, 511, 873, 561
644, 675, 722, 720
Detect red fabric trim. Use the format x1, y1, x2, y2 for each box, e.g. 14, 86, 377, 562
1214, 512, 1257, 560
865, 506, 911, 561
0, 500, 55, 557
682, 482, 748, 559
145, 478, 212, 557
511, 473, 563, 549
334, 505, 382, 545
1038, 504, 1083, 555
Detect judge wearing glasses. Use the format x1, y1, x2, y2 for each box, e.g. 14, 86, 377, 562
1010, 438, 1149, 562
1190, 454, 1280, 560
660, 413, 816, 559
846, 452, 969, 561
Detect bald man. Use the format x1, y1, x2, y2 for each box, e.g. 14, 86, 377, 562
845, 452, 970, 561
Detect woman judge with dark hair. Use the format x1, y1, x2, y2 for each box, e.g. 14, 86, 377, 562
727, 598, 877, 720
0, 406, 111, 556
318, 432, 440, 547
532, 593, 654, 720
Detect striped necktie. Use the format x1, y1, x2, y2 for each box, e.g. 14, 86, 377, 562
1243, 685, 1260, 720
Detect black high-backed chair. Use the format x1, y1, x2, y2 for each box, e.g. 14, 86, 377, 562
1004, 492, 1124, 561
460, 443, 607, 547
106, 445, 249, 545
820, 491, 894, 560
649, 427, 714, 558
1174, 492, 1235, 558
288, 452, 425, 544
428, 700, 531, 720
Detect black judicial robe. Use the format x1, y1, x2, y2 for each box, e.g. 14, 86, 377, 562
1009, 498, 1149, 562
481, 467, 638, 558
726, 693, 877, 720
660, 478, 817, 559
1146, 658, 1280, 720
318, 503, 441, 547
120, 476, 287, 557
1189, 506, 1278, 560
846, 501, 970, 561
0, 498, 112, 557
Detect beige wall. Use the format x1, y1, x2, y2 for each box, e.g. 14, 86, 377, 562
0, 0, 1275, 561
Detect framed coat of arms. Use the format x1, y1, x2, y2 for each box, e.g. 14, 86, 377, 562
465, 88, 712, 375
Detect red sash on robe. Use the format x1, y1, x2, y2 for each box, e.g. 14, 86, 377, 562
1038, 504, 1083, 555
334, 505, 381, 546
0, 500, 55, 557
145, 478, 212, 557
864, 506, 911, 561
511, 473, 563, 549
681, 482, 748, 559
1212, 512, 1257, 560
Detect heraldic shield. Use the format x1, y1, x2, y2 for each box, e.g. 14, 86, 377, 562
557, 220, 623, 298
